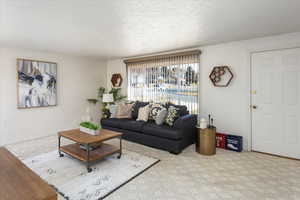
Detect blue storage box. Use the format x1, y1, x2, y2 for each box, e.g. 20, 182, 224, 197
226, 135, 243, 152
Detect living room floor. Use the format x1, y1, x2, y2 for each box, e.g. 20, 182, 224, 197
6, 136, 300, 200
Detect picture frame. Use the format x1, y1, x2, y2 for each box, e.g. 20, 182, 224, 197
17, 58, 57, 109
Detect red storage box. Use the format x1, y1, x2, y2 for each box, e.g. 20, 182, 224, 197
216, 133, 226, 149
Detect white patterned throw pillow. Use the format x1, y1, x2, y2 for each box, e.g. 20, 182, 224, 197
149, 103, 166, 121
136, 105, 150, 122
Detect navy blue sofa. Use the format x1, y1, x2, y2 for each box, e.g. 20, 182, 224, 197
101, 102, 197, 154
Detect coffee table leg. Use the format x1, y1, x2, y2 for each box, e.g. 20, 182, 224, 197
58, 136, 64, 157
117, 136, 122, 159
87, 144, 92, 173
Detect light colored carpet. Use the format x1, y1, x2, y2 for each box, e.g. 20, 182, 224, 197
22, 149, 158, 200
6, 135, 300, 200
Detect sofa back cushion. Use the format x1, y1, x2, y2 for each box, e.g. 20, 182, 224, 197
132, 101, 149, 119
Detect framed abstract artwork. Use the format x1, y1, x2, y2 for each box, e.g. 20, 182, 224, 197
17, 58, 57, 109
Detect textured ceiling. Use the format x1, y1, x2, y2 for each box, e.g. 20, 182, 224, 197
1, 0, 300, 59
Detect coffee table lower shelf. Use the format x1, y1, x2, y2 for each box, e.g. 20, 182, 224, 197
59, 143, 121, 172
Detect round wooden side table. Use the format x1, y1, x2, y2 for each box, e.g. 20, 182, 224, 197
196, 126, 216, 155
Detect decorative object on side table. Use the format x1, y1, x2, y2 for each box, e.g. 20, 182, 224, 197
199, 118, 207, 129
209, 66, 233, 87
79, 121, 101, 135
196, 114, 216, 155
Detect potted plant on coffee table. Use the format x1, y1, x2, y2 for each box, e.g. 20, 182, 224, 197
80, 121, 101, 135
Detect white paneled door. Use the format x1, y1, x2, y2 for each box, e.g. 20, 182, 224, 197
251, 48, 300, 159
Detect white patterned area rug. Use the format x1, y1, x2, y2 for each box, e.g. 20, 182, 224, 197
22, 150, 159, 200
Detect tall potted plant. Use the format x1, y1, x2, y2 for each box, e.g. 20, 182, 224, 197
98, 87, 127, 118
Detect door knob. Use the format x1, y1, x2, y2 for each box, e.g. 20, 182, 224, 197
252, 105, 258, 109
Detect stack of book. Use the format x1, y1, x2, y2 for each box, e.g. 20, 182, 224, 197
79, 143, 102, 151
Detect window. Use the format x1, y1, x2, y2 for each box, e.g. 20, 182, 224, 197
125, 50, 200, 114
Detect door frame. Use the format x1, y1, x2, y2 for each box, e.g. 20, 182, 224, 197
249, 46, 300, 152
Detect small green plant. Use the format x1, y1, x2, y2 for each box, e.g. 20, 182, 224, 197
80, 121, 100, 130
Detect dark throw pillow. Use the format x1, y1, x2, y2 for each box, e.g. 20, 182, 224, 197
166, 103, 189, 116
165, 106, 180, 126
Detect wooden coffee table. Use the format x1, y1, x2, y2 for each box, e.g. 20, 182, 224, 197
58, 129, 122, 173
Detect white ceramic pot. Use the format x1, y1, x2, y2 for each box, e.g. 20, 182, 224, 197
80, 126, 100, 135
199, 118, 208, 129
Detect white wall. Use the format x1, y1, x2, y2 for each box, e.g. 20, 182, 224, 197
0, 48, 107, 146
0, 48, 4, 145
106, 32, 300, 151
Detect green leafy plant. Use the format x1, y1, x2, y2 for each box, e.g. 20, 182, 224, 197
97, 87, 127, 118
98, 87, 126, 102
80, 121, 100, 130
109, 88, 127, 102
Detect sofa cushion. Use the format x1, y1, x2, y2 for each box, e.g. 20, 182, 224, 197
132, 101, 149, 119
121, 120, 146, 132
101, 118, 131, 129
142, 122, 182, 140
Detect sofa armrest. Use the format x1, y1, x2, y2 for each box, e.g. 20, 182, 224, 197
173, 114, 197, 146
173, 114, 197, 130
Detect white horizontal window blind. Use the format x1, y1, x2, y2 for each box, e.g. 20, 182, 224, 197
125, 50, 200, 114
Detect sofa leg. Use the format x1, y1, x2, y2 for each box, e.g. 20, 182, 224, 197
169, 151, 181, 155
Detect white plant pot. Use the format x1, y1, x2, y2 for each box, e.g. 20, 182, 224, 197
80, 126, 100, 135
